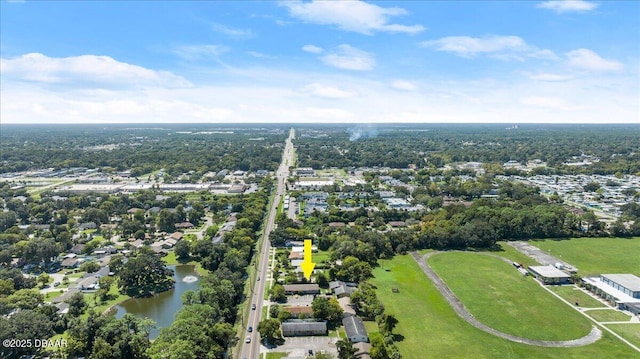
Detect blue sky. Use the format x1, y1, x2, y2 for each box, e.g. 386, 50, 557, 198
1, 0, 638, 124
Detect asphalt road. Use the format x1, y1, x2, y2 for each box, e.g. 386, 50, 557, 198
239, 129, 294, 359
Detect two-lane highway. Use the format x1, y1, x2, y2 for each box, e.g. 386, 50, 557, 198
239, 129, 294, 359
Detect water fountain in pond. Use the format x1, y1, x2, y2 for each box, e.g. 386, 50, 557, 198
182, 275, 198, 283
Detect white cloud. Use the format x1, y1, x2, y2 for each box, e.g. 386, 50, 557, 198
0, 53, 190, 87
420, 35, 556, 60
320, 44, 375, 71
566, 49, 624, 71
210, 22, 253, 38
173, 45, 229, 61
247, 51, 277, 59
537, 0, 598, 13
2, 52, 637, 124
391, 80, 418, 91
301, 83, 357, 99
302, 44, 324, 54
281, 0, 424, 35
527, 72, 573, 81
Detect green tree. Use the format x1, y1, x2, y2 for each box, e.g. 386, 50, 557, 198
66, 292, 87, 316
97, 276, 115, 302
79, 260, 101, 273
311, 297, 343, 327
337, 339, 358, 359
174, 240, 191, 260
37, 273, 51, 288
118, 248, 174, 297
269, 284, 286, 302
335, 256, 373, 283
257, 318, 282, 344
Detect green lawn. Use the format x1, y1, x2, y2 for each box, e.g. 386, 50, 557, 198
44, 290, 65, 301
529, 237, 640, 276
606, 324, 640, 348
265, 353, 287, 359
363, 320, 379, 336
162, 251, 205, 275
82, 285, 129, 318
584, 309, 632, 323
548, 286, 606, 308
370, 254, 638, 359
429, 252, 591, 341
314, 250, 331, 264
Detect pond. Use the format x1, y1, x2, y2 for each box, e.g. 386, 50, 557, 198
114, 264, 200, 339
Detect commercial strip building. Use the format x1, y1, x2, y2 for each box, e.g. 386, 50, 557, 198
583, 274, 640, 315
281, 320, 327, 337
528, 265, 572, 285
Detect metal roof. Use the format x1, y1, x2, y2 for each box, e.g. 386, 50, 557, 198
601, 274, 640, 292
342, 315, 368, 339
528, 265, 570, 279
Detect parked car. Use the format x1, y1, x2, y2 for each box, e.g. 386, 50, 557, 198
248, 326, 253, 332
245, 336, 251, 343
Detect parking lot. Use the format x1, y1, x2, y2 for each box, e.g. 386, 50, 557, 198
263, 336, 338, 358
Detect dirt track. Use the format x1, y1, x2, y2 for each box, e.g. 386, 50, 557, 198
411, 252, 602, 347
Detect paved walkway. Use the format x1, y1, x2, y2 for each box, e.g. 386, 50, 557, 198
411, 252, 602, 348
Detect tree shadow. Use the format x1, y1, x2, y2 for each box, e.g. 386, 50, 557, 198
393, 333, 405, 342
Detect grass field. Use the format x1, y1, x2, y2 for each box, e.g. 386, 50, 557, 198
370, 254, 638, 359
529, 237, 640, 276
584, 309, 632, 323
548, 286, 606, 308
429, 252, 592, 341
606, 324, 640, 348
265, 352, 287, 359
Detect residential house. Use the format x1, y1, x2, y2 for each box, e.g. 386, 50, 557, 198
342, 315, 369, 343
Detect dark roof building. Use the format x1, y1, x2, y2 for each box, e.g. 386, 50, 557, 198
281, 320, 327, 337
342, 315, 369, 343
283, 284, 320, 295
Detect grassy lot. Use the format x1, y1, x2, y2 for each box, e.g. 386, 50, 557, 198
162, 251, 205, 275
371, 254, 638, 359
429, 252, 592, 341
314, 250, 331, 264
606, 324, 640, 348
548, 286, 606, 308
265, 353, 287, 359
44, 290, 65, 301
82, 285, 129, 318
364, 320, 379, 336
529, 237, 640, 276
584, 309, 632, 323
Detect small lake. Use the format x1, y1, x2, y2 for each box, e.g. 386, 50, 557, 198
114, 264, 200, 339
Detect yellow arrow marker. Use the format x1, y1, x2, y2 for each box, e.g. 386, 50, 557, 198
300, 239, 316, 280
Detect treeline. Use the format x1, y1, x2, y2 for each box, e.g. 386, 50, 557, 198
295, 124, 640, 175
275, 186, 603, 263
0, 124, 286, 174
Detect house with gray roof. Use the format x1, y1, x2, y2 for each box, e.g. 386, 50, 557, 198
342, 315, 368, 343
